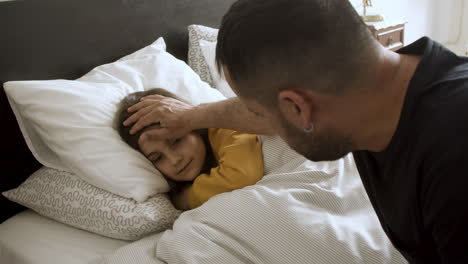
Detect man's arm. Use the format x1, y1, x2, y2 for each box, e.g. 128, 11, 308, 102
124, 96, 274, 140
188, 98, 274, 135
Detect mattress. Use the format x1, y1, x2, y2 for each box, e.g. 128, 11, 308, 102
0, 210, 129, 264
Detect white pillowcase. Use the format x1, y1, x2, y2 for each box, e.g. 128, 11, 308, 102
4, 37, 225, 202
199, 40, 237, 98
3, 167, 181, 241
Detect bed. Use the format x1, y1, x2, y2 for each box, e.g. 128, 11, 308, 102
0, 0, 407, 263
0, 0, 235, 221
0, 0, 234, 262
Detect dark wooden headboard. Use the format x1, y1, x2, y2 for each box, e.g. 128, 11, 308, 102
0, 0, 235, 222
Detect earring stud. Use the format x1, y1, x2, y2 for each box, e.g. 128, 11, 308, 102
303, 123, 314, 133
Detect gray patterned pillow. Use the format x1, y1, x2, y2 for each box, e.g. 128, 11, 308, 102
2, 167, 181, 241
187, 25, 219, 88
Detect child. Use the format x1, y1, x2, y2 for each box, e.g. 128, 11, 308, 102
117, 88, 264, 210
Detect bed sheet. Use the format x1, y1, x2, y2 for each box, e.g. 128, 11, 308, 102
95, 232, 164, 264
98, 136, 407, 264
0, 210, 130, 264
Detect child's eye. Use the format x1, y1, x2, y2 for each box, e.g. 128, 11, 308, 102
150, 155, 162, 162
171, 138, 181, 146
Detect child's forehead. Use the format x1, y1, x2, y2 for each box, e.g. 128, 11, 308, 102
138, 128, 168, 147
138, 136, 168, 155
138, 124, 165, 138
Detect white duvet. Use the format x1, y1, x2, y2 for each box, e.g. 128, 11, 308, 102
98, 136, 406, 264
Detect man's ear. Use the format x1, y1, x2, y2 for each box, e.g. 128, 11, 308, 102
277, 90, 313, 129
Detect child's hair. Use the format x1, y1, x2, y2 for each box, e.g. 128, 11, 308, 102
116, 88, 216, 175
116, 88, 187, 151
116, 88, 216, 177
116, 88, 217, 180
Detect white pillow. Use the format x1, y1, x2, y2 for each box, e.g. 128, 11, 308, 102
2, 167, 181, 241
187, 25, 219, 87
199, 40, 237, 98
4, 37, 226, 202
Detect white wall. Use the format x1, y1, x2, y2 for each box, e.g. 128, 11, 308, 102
433, 0, 468, 55
350, 0, 435, 46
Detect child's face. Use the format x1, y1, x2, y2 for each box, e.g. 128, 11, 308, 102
138, 129, 206, 182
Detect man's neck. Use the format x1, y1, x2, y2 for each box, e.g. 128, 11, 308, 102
357, 49, 421, 152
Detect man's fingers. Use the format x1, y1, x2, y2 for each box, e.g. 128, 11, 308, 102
123, 105, 154, 126
140, 95, 166, 101
129, 120, 148, 135
129, 113, 160, 134
127, 100, 158, 113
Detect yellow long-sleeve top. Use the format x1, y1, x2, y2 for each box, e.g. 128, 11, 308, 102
186, 128, 264, 209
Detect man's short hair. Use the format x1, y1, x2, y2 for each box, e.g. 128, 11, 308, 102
216, 0, 379, 107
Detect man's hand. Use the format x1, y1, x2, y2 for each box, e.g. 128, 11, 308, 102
124, 96, 274, 140
123, 95, 194, 140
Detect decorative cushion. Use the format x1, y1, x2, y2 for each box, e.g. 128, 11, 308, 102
4, 37, 225, 202
2, 167, 181, 241
199, 39, 237, 98
187, 25, 219, 87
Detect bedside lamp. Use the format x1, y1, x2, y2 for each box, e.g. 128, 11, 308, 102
361, 0, 384, 22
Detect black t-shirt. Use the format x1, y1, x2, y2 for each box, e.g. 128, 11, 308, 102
353, 37, 468, 263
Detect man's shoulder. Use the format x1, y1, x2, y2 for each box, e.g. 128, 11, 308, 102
416, 76, 468, 135
412, 78, 468, 195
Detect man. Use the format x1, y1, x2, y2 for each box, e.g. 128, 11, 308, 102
124, 0, 468, 262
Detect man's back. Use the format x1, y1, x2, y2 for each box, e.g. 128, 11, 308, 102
353, 37, 468, 263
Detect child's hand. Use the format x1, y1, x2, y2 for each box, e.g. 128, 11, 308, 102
169, 183, 191, 211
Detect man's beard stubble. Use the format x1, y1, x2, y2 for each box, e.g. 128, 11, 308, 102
278, 115, 354, 162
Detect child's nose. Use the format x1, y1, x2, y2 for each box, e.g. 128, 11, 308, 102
166, 151, 183, 165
